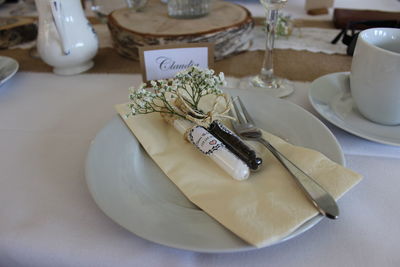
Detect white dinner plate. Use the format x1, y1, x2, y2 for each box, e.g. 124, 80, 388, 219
0, 56, 19, 86
309, 72, 400, 146
85, 88, 344, 253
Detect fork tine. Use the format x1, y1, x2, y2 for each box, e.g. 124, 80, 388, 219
233, 96, 255, 125
228, 102, 238, 124
231, 96, 246, 124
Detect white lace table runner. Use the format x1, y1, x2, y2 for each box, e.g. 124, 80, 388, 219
251, 26, 347, 55
11, 24, 347, 55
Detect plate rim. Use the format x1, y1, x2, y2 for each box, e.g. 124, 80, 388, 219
0, 56, 19, 86
308, 72, 400, 146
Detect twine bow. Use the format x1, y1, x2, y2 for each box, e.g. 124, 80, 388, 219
161, 91, 234, 141
175, 92, 234, 128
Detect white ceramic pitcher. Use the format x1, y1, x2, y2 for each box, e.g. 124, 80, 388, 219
36, 0, 98, 75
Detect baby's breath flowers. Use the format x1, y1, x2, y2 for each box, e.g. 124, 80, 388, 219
262, 14, 293, 38
127, 66, 226, 120
276, 14, 293, 37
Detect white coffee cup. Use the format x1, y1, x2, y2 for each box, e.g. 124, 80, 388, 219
350, 28, 400, 125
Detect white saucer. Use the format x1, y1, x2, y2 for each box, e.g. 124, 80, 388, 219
0, 56, 19, 86
309, 72, 400, 146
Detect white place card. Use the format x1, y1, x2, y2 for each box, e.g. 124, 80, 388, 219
139, 43, 214, 82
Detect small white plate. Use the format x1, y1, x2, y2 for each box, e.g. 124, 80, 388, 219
86, 88, 344, 253
309, 72, 400, 146
0, 56, 19, 86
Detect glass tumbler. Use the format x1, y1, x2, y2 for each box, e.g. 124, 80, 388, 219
168, 0, 211, 19
91, 0, 148, 23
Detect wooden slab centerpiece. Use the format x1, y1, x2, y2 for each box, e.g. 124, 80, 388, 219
107, 0, 254, 60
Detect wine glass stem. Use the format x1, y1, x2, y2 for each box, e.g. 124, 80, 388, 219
260, 8, 279, 83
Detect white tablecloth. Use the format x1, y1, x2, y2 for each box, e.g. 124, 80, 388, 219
0, 72, 399, 267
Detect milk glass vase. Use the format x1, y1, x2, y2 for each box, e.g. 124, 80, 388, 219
168, 0, 211, 19
36, 0, 99, 75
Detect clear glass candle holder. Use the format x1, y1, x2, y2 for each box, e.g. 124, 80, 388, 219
168, 0, 211, 19
239, 0, 294, 98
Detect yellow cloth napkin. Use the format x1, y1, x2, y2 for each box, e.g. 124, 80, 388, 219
115, 104, 362, 248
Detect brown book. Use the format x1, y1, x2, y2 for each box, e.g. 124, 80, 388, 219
333, 8, 400, 29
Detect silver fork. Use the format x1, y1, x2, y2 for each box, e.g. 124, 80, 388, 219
230, 96, 339, 219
